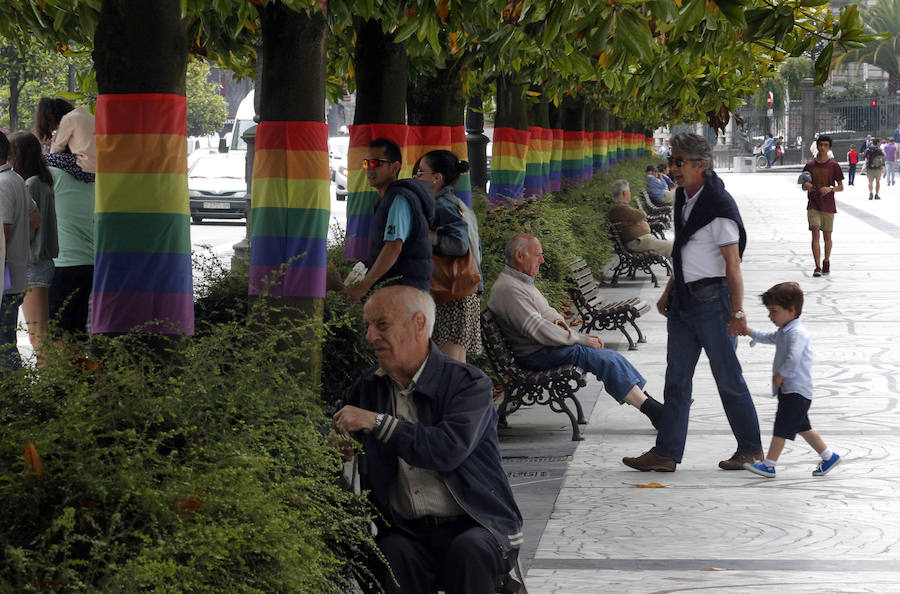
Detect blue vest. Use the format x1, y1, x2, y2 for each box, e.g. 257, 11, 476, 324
368, 178, 435, 292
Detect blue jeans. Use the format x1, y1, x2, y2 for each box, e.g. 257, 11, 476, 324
887, 162, 896, 185
517, 343, 645, 402
764, 148, 772, 167
1, 292, 23, 371
653, 281, 761, 462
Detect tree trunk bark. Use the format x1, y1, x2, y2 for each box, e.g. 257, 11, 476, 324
407, 65, 465, 127
354, 19, 407, 126
250, 4, 329, 379
91, 0, 193, 345
489, 74, 529, 202
343, 19, 407, 261
8, 70, 21, 132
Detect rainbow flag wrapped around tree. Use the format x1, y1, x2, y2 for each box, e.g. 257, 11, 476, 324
249, 121, 330, 298
93, 93, 193, 335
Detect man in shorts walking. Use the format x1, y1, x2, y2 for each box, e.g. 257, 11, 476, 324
801, 135, 843, 277
864, 138, 885, 200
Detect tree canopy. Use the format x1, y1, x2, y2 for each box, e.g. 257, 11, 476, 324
0, 0, 881, 130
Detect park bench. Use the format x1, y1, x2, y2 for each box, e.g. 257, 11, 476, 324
567, 258, 650, 350
480, 309, 588, 441
607, 223, 673, 288
638, 190, 672, 239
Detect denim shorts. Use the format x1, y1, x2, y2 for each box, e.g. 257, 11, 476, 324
27, 258, 55, 289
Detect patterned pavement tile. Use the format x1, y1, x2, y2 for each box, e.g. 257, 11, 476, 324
525, 171, 900, 592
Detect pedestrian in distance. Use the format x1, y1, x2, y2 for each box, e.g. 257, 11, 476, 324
846, 144, 858, 186
801, 135, 843, 278
740, 282, 841, 478
622, 133, 763, 472
864, 137, 885, 200
762, 133, 774, 168
884, 138, 897, 186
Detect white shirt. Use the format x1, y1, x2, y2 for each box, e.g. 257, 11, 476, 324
679, 185, 739, 283
750, 318, 814, 400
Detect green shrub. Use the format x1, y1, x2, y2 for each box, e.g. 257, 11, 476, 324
0, 301, 380, 592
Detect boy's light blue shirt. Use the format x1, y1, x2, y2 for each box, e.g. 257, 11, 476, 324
750, 318, 814, 400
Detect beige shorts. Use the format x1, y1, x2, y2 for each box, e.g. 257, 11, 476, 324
867, 167, 883, 181
807, 209, 834, 233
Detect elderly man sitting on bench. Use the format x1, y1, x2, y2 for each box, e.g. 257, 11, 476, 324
487, 233, 663, 428
609, 179, 673, 260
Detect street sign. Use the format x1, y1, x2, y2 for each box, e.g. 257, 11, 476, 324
766, 91, 773, 108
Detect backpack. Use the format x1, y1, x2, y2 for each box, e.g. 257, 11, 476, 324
871, 152, 885, 169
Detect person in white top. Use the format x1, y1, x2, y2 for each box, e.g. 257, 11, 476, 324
623, 132, 763, 473
34, 97, 96, 173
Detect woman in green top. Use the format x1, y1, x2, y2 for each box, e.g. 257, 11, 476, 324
9, 132, 57, 361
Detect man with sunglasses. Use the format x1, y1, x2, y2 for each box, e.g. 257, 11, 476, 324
623, 133, 763, 473
345, 138, 435, 302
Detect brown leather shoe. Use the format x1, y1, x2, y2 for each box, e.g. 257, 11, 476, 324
623, 450, 677, 472
718, 450, 764, 470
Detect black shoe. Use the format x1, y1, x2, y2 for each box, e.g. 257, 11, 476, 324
869, 192, 874, 200
876, 194, 881, 200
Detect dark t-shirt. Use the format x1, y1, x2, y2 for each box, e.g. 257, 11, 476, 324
803, 159, 843, 214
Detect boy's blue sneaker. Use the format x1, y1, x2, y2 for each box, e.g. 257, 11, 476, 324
743, 461, 776, 478
813, 453, 841, 476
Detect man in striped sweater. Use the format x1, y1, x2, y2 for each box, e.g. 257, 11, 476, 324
487, 234, 663, 427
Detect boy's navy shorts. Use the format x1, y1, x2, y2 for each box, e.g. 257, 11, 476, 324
774, 391, 812, 440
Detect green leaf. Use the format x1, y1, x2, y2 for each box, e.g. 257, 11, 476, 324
615, 11, 651, 61
814, 42, 833, 85
713, 0, 746, 28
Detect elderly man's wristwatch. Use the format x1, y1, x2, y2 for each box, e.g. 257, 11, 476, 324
731, 311, 746, 319
374, 413, 386, 431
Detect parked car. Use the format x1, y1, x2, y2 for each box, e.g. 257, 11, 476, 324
329, 136, 349, 200
188, 152, 247, 223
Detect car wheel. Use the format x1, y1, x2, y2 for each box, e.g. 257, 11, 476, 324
192, 216, 203, 224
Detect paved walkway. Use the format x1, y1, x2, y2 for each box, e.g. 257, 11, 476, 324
517, 171, 900, 592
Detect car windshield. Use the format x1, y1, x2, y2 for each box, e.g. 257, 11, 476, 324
231, 120, 255, 151
190, 158, 244, 180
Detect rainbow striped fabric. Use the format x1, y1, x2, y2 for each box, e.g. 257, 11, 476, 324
405, 125, 472, 206
549, 128, 563, 192
561, 130, 587, 189
93, 93, 193, 335
249, 121, 330, 298
450, 126, 472, 206
488, 127, 529, 203
524, 126, 546, 198
344, 123, 407, 261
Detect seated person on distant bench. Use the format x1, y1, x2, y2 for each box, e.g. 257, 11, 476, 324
646, 165, 675, 205
487, 234, 663, 428
608, 179, 673, 260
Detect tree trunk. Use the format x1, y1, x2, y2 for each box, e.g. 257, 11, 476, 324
354, 19, 407, 126
91, 1, 193, 342
406, 59, 470, 202
489, 74, 529, 203
344, 19, 407, 261
560, 95, 586, 188
8, 69, 21, 132
407, 66, 465, 127
249, 4, 329, 378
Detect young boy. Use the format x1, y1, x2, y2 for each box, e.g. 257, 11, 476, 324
743, 282, 841, 478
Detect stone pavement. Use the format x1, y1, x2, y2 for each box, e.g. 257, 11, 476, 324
504, 171, 900, 593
